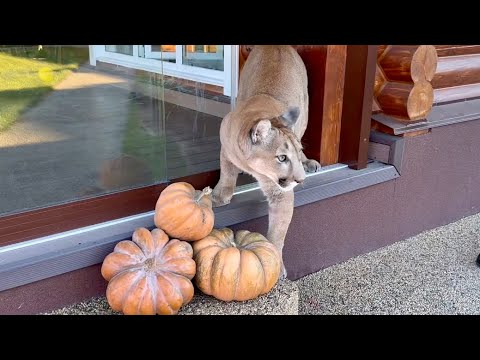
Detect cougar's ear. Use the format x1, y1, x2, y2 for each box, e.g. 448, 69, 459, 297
280, 106, 300, 128
251, 119, 271, 144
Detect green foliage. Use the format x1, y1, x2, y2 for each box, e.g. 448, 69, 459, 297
0, 46, 89, 131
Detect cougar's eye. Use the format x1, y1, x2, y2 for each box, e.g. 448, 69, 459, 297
277, 155, 287, 162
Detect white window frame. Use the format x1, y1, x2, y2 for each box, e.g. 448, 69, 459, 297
89, 45, 235, 96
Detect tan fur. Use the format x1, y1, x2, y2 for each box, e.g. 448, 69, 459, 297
212, 46, 321, 278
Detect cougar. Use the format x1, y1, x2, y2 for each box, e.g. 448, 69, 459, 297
212, 45, 321, 278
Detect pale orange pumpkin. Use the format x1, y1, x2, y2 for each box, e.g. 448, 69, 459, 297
154, 182, 214, 241
192, 228, 281, 301
101, 227, 196, 315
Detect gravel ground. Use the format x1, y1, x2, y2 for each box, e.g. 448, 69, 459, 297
298, 213, 480, 315
45, 213, 480, 315
45, 280, 299, 315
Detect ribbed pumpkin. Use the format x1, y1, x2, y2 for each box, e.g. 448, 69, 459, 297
101, 227, 196, 315
154, 182, 214, 241
192, 228, 281, 301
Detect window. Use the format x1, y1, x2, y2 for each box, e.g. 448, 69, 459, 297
91, 45, 232, 96
0, 45, 374, 247
105, 45, 134, 56
0, 45, 250, 246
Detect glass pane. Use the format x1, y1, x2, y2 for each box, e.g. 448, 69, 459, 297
162, 45, 253, 184
143, 45, 175, 63
182, 45, 224, 71
105, 45, 133, 56
0, 45, 254, 217
152, 45, 175, 53
0, 45, 166, 216
163, 66, 228, 179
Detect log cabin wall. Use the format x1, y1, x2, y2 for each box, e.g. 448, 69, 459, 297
372, 45, 480, 135
432, 45, 480, 104
373, 46, 438, 123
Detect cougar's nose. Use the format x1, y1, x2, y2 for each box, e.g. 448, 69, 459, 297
296, 176, 305, 184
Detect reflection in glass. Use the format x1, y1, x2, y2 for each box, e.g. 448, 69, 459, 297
0, 45, 240, 217
105, 45, 133, 55
145, 45, 176, 62
152, 45, 175, 52
183, 45, 224, 71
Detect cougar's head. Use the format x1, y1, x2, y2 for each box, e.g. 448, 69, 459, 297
248, 106, 306, 191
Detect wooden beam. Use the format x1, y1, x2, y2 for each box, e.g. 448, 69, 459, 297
339, 45, 378, 170
434, 82, 480, 104
435, 45, 480, 57
320, 45, 347, 165
432, 54, 480, 89
376, 81, 434, 120
380, 45, 437, 82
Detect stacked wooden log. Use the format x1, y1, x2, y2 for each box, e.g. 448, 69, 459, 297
432, 45, 480, 103
373, 45, 438, 122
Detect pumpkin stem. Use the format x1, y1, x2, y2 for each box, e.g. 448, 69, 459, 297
194, 186, 212, 203
144, 258, 155, 271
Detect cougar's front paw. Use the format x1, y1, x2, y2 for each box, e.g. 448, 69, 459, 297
279, 263, 288, 280
211, 189, 232, 208
303, 159, 321, 173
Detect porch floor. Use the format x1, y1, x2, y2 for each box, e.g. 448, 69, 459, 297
45, 211, 480, 315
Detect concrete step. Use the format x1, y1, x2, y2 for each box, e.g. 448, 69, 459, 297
43, 279, 299, 315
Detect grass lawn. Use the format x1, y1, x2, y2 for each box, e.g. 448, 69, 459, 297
0, 46, 89, 131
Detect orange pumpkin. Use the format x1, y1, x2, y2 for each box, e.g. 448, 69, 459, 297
192, 228, 281, 301
154, 182, 214, 241
101, 227, 196, 315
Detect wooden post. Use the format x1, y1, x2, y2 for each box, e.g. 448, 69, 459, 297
339, 45, 377, 170
295, 45, 347, 166
320, 45, 347, 165
294, 45, 328, 164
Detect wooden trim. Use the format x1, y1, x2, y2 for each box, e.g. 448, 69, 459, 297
0, 170, 220, 247
339, 45, 378, 170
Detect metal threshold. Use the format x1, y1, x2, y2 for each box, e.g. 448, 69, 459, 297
0, 161, 399, 292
